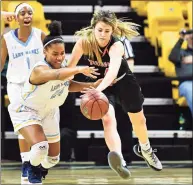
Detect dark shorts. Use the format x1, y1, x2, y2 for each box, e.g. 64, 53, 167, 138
103, 74, 144, 113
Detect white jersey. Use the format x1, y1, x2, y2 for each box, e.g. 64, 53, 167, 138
4, 27, 44, 83
21, 61, 70, 117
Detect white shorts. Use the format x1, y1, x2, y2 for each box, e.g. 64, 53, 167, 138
7, 83, 60, 143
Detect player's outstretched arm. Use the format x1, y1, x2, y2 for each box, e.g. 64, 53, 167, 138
96, 41, 124, 92
67, 39, 84, 67
29, 65, 99, 85
69, 79, 102, 92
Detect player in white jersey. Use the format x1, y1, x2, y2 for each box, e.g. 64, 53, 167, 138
1, 3, 46, 183
9, 20, 100, 184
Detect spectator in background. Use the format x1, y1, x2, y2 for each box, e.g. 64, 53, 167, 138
168, 29, 193, 117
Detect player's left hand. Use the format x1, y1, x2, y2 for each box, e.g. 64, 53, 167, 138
80, 87, 101, 97
80, 86, 95, 96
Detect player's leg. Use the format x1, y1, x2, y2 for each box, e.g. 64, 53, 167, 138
102, 102, 131, 179
40, 108, 60, 180
6, 83, 31, 183
118, 75, 162, 171
18, 134, 31, 183
41, 141, 60, 179
128, 110, 162, 171
19, 124, 49, 184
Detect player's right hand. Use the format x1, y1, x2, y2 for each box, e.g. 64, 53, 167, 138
2, 12, 16, 22
78, 66, 100, 79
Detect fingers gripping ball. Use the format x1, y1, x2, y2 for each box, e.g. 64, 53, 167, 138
80, 90, 109, 120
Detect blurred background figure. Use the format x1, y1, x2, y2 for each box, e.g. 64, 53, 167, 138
169, 29, 193, 117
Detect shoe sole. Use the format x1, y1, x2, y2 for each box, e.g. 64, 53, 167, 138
133, 145, 162, 171
21, 180, 30, 185
21, 176, 30, 185
108, 151, 131, 179
28, 182, 42, 184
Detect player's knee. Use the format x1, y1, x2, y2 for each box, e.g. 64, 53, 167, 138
41, 154, 60, 169
102, 112, 116, 129
30, 141, 49, 166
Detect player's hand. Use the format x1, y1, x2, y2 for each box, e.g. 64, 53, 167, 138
78, 66, 100, 78
3, 12, 16, 22
80, 86, 95, 97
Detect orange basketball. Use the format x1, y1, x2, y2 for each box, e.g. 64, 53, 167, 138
80, 89, 109, 120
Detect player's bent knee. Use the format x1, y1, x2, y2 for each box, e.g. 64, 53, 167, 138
30, 141, 49, 166
41, 154, 60, 169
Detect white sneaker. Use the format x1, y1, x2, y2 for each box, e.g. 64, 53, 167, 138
133, 144, 163, 171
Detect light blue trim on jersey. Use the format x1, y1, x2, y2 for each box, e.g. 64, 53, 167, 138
11, 28, 34, 47
43, 59, 53, 68
17, 118, 40, 124
16, 105, 25, 112
22, 85, 38, 101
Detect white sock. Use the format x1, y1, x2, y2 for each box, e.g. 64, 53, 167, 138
20, 152, 30, 163
139, 141, 151, 151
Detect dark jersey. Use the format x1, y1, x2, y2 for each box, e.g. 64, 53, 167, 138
83, 36, 132, 80
82, 37, 144, 113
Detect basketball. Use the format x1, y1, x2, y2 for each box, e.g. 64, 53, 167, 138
80, 89, 109, 120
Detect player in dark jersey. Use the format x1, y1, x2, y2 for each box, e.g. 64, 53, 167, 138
68, 10, 162, 179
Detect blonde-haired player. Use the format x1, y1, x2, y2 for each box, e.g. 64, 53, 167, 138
68, 10, 162, 179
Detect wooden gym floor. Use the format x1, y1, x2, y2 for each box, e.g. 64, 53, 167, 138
1, 162, 192, 184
